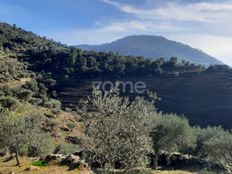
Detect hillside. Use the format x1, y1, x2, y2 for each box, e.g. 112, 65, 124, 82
1, 23, 232, 174
1, 22, 232, 129
77, 35, 223, 66
59, 66, 232, 128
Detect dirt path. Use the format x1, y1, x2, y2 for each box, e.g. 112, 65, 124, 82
0, 77, 31, 88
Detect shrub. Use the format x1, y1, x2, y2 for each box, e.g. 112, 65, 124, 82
54, 143, 81, 155
66, 122, 76, 130
65, 136, 81, 144
51, 108, 61, 115
43, 118, 57, 131
44, 99, 61, 109
193, 126, 232, 164
0, 96, 19, 110
29, 97, 43, 105
151, 114, 195, 168
32, 160, 48, 167
27, 132, 55, 157
17, 89, 33, 101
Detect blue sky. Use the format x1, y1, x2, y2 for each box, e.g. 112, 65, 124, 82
1, 0, 232, 65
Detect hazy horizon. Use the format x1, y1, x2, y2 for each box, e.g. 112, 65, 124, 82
1, 0, 232, 65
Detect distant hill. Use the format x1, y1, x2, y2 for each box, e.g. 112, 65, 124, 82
77, 35, 223, 66
1, 23, 232, 128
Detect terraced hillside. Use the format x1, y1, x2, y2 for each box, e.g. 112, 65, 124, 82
59, 67, 232, 128
1, 23, 232, 128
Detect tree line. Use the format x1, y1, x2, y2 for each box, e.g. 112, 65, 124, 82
27, 47, 205, 81
79, 87, 232, 170
1, 87, 232, 169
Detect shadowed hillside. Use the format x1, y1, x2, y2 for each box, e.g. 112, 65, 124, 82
59, 66, 232, 128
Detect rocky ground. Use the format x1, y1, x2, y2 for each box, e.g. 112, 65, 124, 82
0, 156, 210, 174
0, 153, 228, 174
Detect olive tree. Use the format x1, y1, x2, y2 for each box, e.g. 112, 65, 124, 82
81, 88, 157, 169
194, 126, 232, 164
0, 108, 52, 166
151, 114, 195, 168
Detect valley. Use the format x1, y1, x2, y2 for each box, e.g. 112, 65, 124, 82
1, 22, 232, 174
59, 68, 232, 128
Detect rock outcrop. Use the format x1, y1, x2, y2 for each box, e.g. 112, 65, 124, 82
156, 151, 232, 173
39, 153, 90, 170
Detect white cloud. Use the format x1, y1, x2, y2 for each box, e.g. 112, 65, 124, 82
50, 0, 232, 66
50, 24, 232, 66
102, 0, 232, 24
49, 20, 191, 45
98, 0, 232, 65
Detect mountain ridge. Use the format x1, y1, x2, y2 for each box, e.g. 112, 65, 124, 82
77, 35, 223, 66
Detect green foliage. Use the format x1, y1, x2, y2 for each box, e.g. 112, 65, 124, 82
152, 114, 195, 153
0, 109, 53, 165
31, 160, 48, 167
27, 131, 55, 157
150, 114, 195, 168
1, 22, 232, 170
1, 23, 204, 83
43, 118, 58, 131
0, 57, 29, 83
43, 99, 61, 109
0, 96, 19, 110
193, 126, 232, 164
17, 89, 33, 101
54, 143, 81, 155
66, 122, 76, 130
81, 88, 156, 169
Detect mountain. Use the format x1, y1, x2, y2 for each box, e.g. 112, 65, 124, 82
77, 35, 223, 66
1, 23, 232, 128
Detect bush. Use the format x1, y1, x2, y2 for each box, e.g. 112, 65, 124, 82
54, 143, 81, 155
65, 136, 81, 144
66, 122, 76, 130
32, 160, 48, 167
17, 89, 33, 101
43, 118, 57, 131
151, 114, 195, 168
29, 98, 42, 105
0, 96, 19, 110
51, 108, 61, 115
0, 147, 7, 156
27, 132, 55, 157
44, 99, 61, 109
193, 126, 232, 164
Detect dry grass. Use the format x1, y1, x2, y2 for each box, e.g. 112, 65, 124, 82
41, 108, 84, 143
0, 77, 31, 88
0, 156, 216, 174
0, 157, 91, 174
